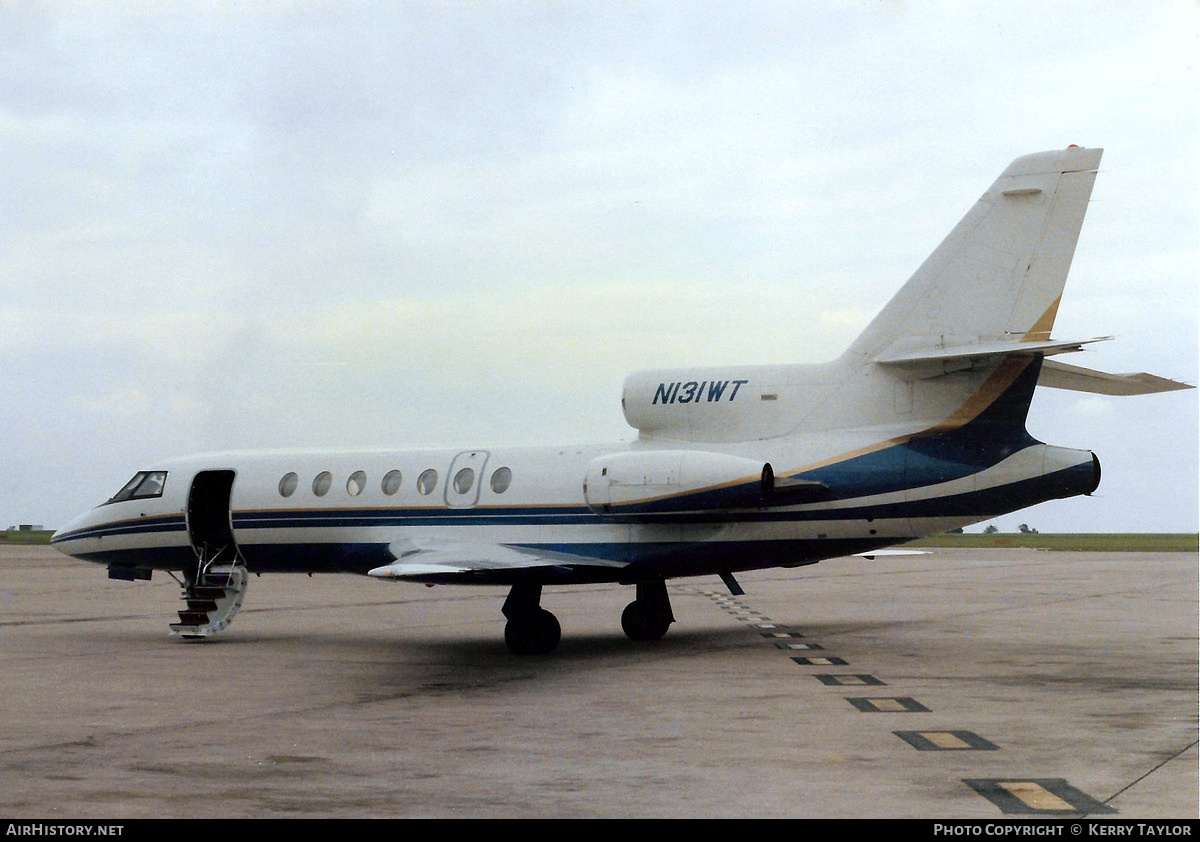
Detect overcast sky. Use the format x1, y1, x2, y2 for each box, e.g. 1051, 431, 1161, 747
3, 1, 1196, 533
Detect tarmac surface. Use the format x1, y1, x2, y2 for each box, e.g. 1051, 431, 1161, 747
1, 544, 1196, 819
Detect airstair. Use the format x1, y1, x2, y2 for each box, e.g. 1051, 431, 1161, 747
170, 546, 248, 639
172, 469, 247, 638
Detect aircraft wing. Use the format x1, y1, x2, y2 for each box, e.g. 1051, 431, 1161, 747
854, 549, 930, 559
368, 539, 629, 583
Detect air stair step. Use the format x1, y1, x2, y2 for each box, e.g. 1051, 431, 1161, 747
185, 599, 219, 612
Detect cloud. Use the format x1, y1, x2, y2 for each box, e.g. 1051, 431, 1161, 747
2, 2, 1195, 531
1068, 396, 1115, 420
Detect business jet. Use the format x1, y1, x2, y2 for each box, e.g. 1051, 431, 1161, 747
51, 146, 1191, 654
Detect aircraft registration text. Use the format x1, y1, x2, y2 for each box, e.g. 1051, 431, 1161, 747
652, 379, 749, 405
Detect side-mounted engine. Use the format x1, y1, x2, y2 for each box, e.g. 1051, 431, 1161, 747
583, 449, 828, 518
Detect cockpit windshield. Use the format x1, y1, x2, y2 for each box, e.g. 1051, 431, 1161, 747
106, 471, 167, 504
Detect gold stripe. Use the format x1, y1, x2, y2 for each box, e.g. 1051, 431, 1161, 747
918, 356, 1031, 436
1021, 295, 1061, 342
793, 356, 1034, 474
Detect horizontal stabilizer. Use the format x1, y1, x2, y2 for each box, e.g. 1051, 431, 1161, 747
1038, 359, 1195, 395
875, 336, 1112, 379
876, 336, 1111, 366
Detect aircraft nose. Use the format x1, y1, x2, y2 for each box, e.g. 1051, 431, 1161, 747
49, 508, 98, 557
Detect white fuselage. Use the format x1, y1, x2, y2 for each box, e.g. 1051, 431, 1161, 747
50, 418, 1099, 585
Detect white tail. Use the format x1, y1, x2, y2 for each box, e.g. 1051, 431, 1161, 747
623, 148, 1114, 443
844, 146, 1103, 363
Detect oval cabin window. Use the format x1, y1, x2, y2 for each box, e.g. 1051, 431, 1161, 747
453, 467, 475, 494
279, 472, 298, 498
313, 471, 332, 497
416, 469, 438, 495
490, 467, 512, 494
382, 470, 402, 495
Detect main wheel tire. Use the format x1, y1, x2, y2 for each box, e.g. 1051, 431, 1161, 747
621, 600, 671, 642
504, 608, 561, 655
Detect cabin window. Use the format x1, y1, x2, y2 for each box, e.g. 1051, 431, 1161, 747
490, 467, 512, 494
313, 471, 333, 497
416, 469, 438, 495
347, 470, 367, 497
382, 470, 402, 495
107, 470, 168, 504
453, 467, 475, 494
279, 472, 298, 497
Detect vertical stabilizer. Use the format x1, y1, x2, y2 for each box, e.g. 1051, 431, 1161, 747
845, 147, 1103, 363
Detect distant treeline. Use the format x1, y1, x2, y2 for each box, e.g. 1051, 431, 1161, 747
910, 533, 1199, 552
0, 530, 53, 545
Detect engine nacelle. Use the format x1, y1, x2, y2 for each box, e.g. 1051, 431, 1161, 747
584, 450, 768, 516
1040, 445, 1101, 498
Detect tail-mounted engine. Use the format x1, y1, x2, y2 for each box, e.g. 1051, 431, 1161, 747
583, 450, 828, 518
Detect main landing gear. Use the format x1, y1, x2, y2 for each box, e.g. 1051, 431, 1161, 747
501, 584, 562, 656
501, 580, 675, 655
620, 581, 675, 642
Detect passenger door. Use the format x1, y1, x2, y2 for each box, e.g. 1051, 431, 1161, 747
186, 469, 240, 564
